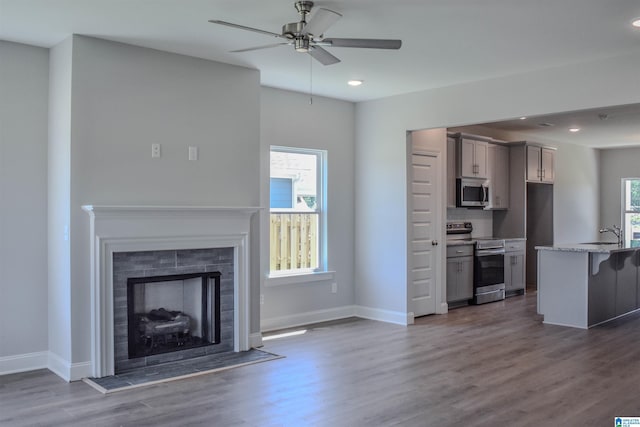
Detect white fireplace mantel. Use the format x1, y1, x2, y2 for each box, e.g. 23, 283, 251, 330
82, 205, 261, 378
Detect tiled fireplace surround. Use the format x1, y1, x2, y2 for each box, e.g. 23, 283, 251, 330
83, 205, 259, 378
112, 248, 234, 373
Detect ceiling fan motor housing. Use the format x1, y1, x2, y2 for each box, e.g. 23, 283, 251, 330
282, 22, 305, 38
295, 1, 314, 16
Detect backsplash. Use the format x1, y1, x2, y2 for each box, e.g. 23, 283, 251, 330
447, 208, 493, 237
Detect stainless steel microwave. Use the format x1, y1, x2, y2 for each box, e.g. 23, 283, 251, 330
456, 178, 489, 207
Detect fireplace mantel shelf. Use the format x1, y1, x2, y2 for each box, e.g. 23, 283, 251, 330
82, 205, 263, 216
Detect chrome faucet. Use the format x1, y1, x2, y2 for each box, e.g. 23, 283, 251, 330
599, 224, 623, 245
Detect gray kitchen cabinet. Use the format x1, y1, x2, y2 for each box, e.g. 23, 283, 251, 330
459, 138, 488, 179
504, 239, 525, 296
487, 144, 509, 209
526, 145, 555, 183
446, 245, 474, 303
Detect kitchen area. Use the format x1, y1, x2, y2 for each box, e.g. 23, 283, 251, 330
444, 131, 555, 309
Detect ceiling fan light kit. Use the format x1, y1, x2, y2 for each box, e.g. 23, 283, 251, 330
209, 1, 402, 65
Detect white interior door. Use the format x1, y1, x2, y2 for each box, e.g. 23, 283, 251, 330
409, 153, 439, 316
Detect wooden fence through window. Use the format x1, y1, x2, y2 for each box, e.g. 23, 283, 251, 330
270, 213, 319, 271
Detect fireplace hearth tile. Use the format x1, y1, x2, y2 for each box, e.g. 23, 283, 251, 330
84, 349, 283, 394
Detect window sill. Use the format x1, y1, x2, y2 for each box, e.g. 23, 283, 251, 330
265, 271, 335, 287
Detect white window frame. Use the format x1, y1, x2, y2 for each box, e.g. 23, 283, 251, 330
266, 146, 332, 286
622, 177, 640, 246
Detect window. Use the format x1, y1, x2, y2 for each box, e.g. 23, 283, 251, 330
622, 178, 640, 246
269, 147, 326, 275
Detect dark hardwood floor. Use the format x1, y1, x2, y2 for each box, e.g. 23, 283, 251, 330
2, 293, 640, 426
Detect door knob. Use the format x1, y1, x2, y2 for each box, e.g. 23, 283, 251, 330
432, 240, 438, 246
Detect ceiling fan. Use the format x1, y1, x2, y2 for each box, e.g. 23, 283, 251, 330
208, 1, 402, 65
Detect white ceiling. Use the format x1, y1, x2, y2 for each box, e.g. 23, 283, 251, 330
3, 0, 640, 147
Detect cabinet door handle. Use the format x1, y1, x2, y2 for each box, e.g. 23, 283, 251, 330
542, 169, 546, 179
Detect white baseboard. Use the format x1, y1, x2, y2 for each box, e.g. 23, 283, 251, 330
354, 305, 411, 326
47, 352, 92, 382
261, 305, 357, 332
0, 351, 48, 376
249, 332, 263, 348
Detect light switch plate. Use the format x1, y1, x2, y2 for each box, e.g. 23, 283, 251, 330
189, 146, 198, 161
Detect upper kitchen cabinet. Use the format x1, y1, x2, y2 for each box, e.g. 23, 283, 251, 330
487, 144, 509, 209
526, 145, 555, 183
459, 137, 489, 179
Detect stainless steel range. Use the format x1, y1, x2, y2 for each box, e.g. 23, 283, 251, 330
473, 238, 506, 304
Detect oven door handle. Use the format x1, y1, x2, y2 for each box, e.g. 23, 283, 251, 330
476, 249, 505, 256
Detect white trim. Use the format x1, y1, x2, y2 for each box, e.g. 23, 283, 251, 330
47, 351, 71, 381
0, 351, 48, 376
265, 270, 335, 287
354, 305, 411, 326
261, 305, 416, 332
249, 332, 263, 348
82, 205, 261, 216
261, 305, 357, 332
69, 361, 92, 382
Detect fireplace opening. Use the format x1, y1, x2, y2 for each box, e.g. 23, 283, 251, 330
127, 272, 221, 359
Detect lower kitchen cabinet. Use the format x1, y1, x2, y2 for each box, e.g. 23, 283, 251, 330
446, 245, 474, 303
504, 239, 526, 296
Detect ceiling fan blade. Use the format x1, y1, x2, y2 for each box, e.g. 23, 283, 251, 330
308, 46, 341, 66
231, 43, 290, 53
302, 8, 342, 37
323, 38, 402, 49
208, 20, 287, 39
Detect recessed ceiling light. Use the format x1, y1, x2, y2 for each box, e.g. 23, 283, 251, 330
348, 80, 363, 86
569, 127, 581, 132
632, 18, 640, 27
519, 117, 527, 120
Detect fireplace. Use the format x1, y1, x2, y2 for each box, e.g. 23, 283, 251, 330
112, 247, 235, 372
127, 272, 221, 359
83, 205, 259, 378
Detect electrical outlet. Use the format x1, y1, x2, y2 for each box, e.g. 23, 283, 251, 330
260, 294, 264, 305
331, 282, 337, 293
151, 143, 161, 158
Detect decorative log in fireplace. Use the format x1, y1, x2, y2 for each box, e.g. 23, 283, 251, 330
127, 272, 221, 359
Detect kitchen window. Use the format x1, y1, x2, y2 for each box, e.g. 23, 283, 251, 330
269, 147, 327, 279
622, 178, 640, 246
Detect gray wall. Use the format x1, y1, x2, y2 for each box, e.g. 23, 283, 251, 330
600, 147, 640, 232
66, 36, 261, 368
259, 87, 355, 327
553, 141, 600, 243
48, 37, 73, 366
355, 50, 640, 317
0, 41, 49, 358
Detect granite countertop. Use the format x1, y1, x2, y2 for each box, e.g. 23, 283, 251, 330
535, 242, 632, 253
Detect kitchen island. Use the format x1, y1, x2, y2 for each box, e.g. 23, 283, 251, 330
536, 243, 640, 329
